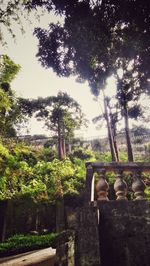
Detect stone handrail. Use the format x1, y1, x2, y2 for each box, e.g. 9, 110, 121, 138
85, 162, 150, 202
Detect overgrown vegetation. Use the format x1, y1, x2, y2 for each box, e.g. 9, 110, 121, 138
0, 141, 94, 201
0, 139, 149, 201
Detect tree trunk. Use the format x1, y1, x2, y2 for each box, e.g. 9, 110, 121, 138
58, 137, 64, 160
62, 125, 66, 158
58, 118, 64, 160
103, 96, 118, 161
62, 138, 66, 157
112, 128, 119, 161
123, 104, 134, 162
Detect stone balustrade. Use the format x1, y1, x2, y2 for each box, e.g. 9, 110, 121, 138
85, 162, 150, 202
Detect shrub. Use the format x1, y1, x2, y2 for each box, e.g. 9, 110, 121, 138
70, 147, 96, 161
0, 233, 58, 256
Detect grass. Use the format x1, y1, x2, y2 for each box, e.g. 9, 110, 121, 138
0, 233, 58, 257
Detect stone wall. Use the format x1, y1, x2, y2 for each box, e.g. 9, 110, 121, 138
67, 206, 101, 266
98, 201, 150, 266
54, 230, 75, 266
55, 201, 150, 266
55, 206, 101, 266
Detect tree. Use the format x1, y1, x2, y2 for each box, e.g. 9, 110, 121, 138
33, 0, 150, 161
131, 125, 150, 137
93, 96, 120, 161
21, 92, 86, 159
0, 54, 22, 137
0, 0, 39, 44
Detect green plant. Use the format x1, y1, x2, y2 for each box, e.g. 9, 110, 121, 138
0, 233, 58, 256
145, 186, 150, 200
70, 147, 96, 161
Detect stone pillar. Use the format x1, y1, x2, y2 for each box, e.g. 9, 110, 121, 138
54, 230, 75, 266
84, 164, 94, 204
66, 206, 101, 266
75, 207, 101, 266
55, 206, 101, 266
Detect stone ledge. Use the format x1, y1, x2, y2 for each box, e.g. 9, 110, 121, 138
0, 247, 56, 266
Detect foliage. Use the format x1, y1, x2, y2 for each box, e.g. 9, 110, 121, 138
0, 232, 58, 256
132, 125, 150, 136
33, 0, 150, 94
0, 55, 23, 137
145, 187, 150, 200
0, 136, 149, 202
144, 142, 150, 155
70, 147, 96, 161
37, 147, 57, 162
0, 0, 41, 44
0, 55, 21, 83
0, 141, 86, 201
95, 152, 112, 162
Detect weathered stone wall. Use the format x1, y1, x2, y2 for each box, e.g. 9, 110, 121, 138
68, 206, 101, 266
55, 201, 150, 266
54, 230, 75, 266
98, 201, 150, 266
55, 206, 101, 266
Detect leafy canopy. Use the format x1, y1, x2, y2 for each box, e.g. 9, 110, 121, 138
33, 0, 150, 97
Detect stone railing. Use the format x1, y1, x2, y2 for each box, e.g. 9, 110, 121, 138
85, 162, 150, 202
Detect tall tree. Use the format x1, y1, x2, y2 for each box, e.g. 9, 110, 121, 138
20, 92, 86, 159
93, 96, 120, 161
33, 0, 150, 161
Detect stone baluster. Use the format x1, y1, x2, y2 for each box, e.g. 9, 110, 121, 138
84, 164, 94, 204
114, 170, 128, 200
96, 169, 109, 201
132, 170, 146, 200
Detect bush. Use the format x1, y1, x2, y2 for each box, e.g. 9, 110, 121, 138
0, 233, 58, 257
70, 147, 96, 161
37, 147, 57, 162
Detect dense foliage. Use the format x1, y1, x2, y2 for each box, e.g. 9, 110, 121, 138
0, 233, 58, 256
0, 138, 149, 201
0, 140, 96, 201
0, 55, 25, 137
